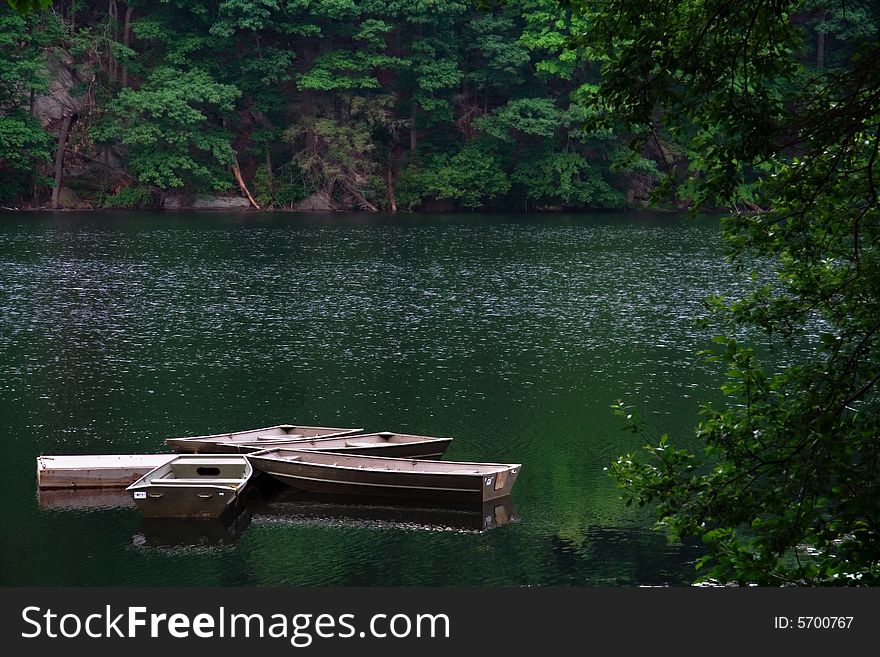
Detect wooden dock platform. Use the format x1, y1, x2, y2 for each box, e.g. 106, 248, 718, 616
37, 454, 177, 489
38, 488, 135, 510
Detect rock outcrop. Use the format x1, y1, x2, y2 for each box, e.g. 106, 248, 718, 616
290, 190, 340, 211
33, 48, 95, 128
162, 194, 253, 210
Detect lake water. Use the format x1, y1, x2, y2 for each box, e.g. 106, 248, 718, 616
0, 211, 747, 586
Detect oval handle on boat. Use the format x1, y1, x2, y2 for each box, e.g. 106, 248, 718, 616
147, 493, 164, 499
197, 493, 213, 499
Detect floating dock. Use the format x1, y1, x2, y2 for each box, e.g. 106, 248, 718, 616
37, 454, 177, 489
38, 488, 134, 510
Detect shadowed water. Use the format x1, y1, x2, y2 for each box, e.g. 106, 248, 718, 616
0, 211, 747, 586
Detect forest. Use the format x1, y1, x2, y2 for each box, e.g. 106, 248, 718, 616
1, 2, 864, 212
0, 0, 669, 211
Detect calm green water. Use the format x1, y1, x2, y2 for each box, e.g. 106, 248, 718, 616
0, 211, 744, 586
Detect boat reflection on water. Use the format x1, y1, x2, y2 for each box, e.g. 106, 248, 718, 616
38, 488, 135, 511
38, 480, 520, 546
132, 511, 253, 549
251, 489, 520, 532
131, 486, 262, 549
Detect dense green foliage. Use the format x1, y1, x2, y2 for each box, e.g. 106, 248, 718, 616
581, 0, 880, 584
0, 0, 658, 209
95, 67, 241, 190
0, 8, 57, 200
7, 1, 51, 13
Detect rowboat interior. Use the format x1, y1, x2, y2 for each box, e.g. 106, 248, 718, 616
240, 432, 451, 451
165, 425, 365, 453
250, 449, 517, 474
186, 425, 361, 444
333, 432, 449, 447
138, 457, 251, 487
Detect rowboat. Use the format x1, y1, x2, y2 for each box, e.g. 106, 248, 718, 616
246, 449, 521, 503
126, 455, 253, 518
165, 424, 362, 453
232, 431, 452, 458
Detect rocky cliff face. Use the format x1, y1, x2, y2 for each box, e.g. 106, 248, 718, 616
32, 48, 104, 208
33, 48, 95, 129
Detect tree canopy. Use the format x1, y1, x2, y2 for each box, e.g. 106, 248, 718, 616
0, 0, 655, 210
579, 0, 880, 584
7, 1, 51, 13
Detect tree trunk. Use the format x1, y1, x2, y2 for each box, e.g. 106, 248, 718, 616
51, 113, 74, 209
103, 145, 110, 190
121, 6, 134, 87
265, 151, 273, 190
301, 91, 316, 154
386, 167, 397, 213
410, 104, 417, 152
342, 182, 378, 212
30, 88, 39, 201
816, 10, 828, 69
108, 0, 119, 85
232, 157, 261, 209
107, 1, 116, 84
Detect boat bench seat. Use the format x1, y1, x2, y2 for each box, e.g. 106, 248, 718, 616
156, 478, 243, 485
345, 440, 381, 447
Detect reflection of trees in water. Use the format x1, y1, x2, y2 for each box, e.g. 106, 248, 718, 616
548, 527, 704, 586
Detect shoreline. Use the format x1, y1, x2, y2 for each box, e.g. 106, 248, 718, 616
0, 204, 703, 215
